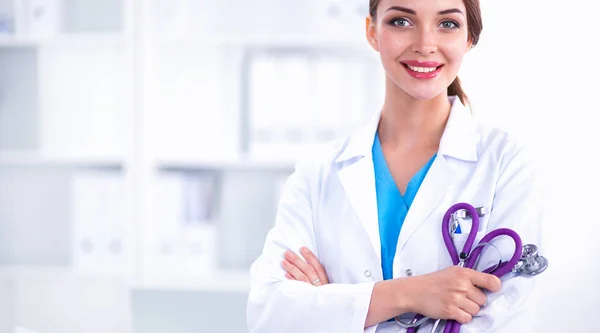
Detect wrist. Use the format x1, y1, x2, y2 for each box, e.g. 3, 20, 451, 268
393, 276, 418, 314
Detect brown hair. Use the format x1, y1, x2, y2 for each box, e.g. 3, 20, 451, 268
369, 0, 482, 106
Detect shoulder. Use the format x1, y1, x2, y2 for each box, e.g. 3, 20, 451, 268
278, 136, 351, 201
292, 136, 350, 176
472, 116, 538, 177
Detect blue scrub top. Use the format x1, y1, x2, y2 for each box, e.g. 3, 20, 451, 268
372, 133, 436, 280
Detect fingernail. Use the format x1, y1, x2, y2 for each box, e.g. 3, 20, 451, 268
301, 247, 309, 253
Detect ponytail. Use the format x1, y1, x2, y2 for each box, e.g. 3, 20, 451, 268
448, 76, 469, 107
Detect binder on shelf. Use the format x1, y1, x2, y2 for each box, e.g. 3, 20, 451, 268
248, 52, 321, 161
246, 50, 375, 163
315, 0, 366, 45
71, 169, 126, 277
151, 46, 239, 162
148, 171, 218, 284
314, 55, 346, 139
14, 0, 62, 38
248, 52, 280, 150
38, 45, 126, 160
182, 172, 218, 274
279, 54, 311, 143
0, 2, 15, 35
340, 56, 370, 134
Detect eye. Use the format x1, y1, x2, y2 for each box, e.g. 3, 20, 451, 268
439, 20, 459, 29
389, 18, 412, 27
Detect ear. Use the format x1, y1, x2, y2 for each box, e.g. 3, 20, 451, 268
366, 15, 379, 52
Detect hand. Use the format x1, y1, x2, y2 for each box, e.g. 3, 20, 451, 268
406, 266, 502, 324
281, 247, 330, 286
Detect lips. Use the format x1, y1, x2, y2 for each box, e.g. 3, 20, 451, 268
400, 60, 444, 79
402, 60, 442, 67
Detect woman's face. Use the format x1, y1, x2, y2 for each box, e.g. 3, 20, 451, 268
367, 0, 472, 101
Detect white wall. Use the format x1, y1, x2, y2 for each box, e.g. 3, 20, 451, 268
465, 0, 600, 331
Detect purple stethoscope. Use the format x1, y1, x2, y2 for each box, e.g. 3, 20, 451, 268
395, 202, 548, 333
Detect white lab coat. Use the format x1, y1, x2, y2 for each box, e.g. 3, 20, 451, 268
247, 96, 544, 333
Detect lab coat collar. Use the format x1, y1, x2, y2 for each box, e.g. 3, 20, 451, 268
335, 95, 479, 164
335, 95, 480, 265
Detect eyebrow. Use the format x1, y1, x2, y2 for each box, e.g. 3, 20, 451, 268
385, 6, 465, 16
438, 8, 464, 15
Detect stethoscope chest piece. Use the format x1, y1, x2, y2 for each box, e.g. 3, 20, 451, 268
514, 244, 548, 276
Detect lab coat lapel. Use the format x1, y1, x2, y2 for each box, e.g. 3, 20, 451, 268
396, 155, 455, 251
336, 110, 382, 262
397, 96, 480, 252
337, 157, 381, 262
335, 96, 479, 264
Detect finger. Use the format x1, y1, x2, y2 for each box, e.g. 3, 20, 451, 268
281, 259, 310, 283
284, 250, 320, 284
466, 286, 487, 307
452, 308, 473, 325
469, 272, 501, 293
459, 297, 481, 317
280, 257, 296, 277
300, 247, 329, 284
285, 272, 296, 280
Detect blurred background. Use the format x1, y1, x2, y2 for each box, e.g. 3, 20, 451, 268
0, 0, 598, 332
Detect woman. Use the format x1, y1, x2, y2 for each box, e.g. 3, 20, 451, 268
247, 0, 544, 332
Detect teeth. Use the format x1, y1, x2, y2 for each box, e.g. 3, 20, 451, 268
407, 65, 438, 73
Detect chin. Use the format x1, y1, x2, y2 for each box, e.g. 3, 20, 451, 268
403, 87, 447, 101
387, 73, 450, 101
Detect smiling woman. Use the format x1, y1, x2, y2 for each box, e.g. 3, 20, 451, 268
247, 0, 545, 332
368, 0, 482, 105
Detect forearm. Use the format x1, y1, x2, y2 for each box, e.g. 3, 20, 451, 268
248, 248, 379, 333
365, 278, 414, 328
248, 278, 376, 333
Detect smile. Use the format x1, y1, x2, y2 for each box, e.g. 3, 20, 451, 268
401, 61, 444, 79
406, 65, 438, 73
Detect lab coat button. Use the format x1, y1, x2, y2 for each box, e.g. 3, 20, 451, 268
364, 270, 372, 278
405, 269, 413, 277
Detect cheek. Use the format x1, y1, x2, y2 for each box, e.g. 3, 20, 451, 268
378, 33, 410, 62
442, 36, 470, 64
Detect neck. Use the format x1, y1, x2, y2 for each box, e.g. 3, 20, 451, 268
378, 83, 452, 152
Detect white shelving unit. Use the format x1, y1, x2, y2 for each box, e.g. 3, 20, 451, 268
0, 0, 134, 332
152, 157, 296, 172
135, 0, 380, 295
0, 0, 384, 332
0, 151, 123, 168
155, 34, 373, 52
135, 269, 250, 293
0, 33, 125, 47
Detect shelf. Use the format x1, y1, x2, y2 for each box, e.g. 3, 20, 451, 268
0, 33, 126, 48
0, 266, 125, 282
0, 151, 124, 168
136, 270, 250, 292
155, 34, 371, 52
154, 156, 296, 171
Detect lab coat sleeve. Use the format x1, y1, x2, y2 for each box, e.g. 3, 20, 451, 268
246, 159, 377, 333
465, 139, 546, 333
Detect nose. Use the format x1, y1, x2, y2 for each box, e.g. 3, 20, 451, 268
412, 28, 437, 55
